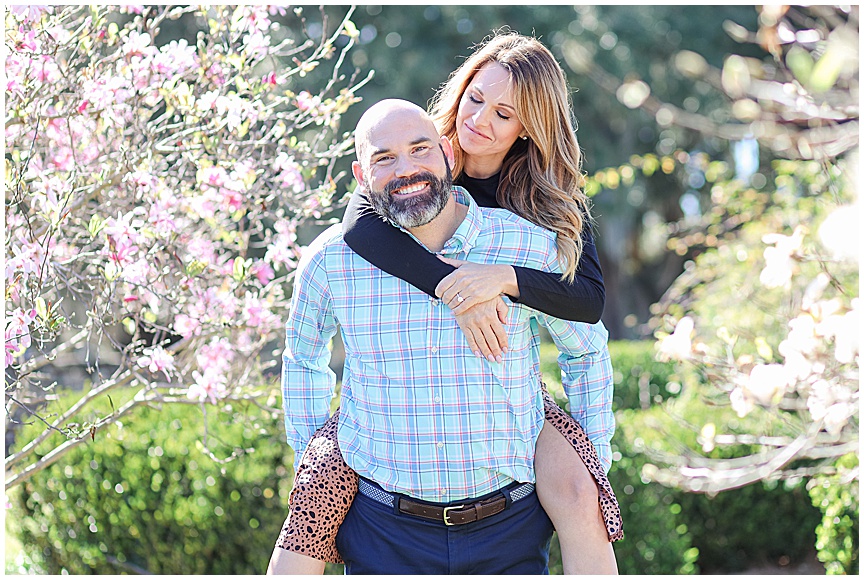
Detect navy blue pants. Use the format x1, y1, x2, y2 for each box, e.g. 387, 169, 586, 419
335, 480, 554, 574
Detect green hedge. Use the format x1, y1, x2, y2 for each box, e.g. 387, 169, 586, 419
8, 340, 839, 575
8, 400, 293, 575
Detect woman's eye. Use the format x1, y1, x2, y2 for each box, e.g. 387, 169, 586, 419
468, 94, 481, 104
496, 111, 511, 120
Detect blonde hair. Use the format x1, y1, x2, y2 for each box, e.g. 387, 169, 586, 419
429, 32, 593, 282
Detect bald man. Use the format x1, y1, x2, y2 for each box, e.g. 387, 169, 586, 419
277, 100, 604, 573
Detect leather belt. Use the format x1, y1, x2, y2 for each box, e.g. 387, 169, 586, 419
358, 478, 535, 526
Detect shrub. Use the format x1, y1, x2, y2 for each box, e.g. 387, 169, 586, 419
808, 453, 859, 575
8, 394, 293, 575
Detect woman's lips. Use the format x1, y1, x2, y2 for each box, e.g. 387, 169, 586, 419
463, 122, 490, 140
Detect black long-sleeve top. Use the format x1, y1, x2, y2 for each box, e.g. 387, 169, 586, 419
341, 172, 605, 323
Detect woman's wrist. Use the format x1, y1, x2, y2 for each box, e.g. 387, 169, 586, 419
501, 265, 520, 298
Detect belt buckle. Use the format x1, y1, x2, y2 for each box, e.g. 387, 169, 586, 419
442, 504, 465, 526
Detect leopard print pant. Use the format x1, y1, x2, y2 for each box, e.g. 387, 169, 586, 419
276, 394, 624, 564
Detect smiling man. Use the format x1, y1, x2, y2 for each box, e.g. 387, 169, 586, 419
279, 99, 605, 573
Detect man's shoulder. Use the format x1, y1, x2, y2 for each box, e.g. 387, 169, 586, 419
296, 224, 353, 272
478, 207, 557, 242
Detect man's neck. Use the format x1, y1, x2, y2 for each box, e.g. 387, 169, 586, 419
408, 196, 468, 253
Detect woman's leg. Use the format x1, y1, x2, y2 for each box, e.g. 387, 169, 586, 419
267, 545, 325, 575
535, 420, 618, 574
535, 387, 622, 574
267, 408, 358, 574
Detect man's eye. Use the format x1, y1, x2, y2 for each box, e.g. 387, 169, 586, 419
374, 156, 393, 164
414, 146, 429, 154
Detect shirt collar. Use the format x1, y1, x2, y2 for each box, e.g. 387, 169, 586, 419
442, 186, 483, 256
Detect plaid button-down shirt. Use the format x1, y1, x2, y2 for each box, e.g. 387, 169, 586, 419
282, 187, 614, 503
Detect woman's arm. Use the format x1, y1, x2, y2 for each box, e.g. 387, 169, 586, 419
511, 229, 605, 323
343, 191, 511, 360
435, 228, 606, 323
342, 190, 455, 297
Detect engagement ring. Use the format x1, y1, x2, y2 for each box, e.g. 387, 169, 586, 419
456, 293, 465, 304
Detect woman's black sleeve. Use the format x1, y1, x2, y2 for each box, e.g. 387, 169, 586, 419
341, 190, 455, 297
510, 227, 606, 323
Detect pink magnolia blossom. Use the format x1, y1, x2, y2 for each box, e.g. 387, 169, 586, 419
174, 314, 201, 339
137, 345, 176, 380
199, 165, 229, 188
249, 261, 275, 286
296, 91, 321, 114
273, 152, 305, 193
242, 30, 271, 61
148, 196, 179, 236
5, 53, 28, 96
243, 293, 279, 331
657, 316, 694, 362
5, 308, 37, 366
188, 369, 229, 405
153, 39, 198, 76
232, 5, 272, 33
759, 226, 805, 289
196, 337, 235, 375
122, 31, 156, 59
265, 219, 300, 270
184, 236, 217, 266
17, 28, 39, 52
9, 5, 53, 24
34, 55, 62, 83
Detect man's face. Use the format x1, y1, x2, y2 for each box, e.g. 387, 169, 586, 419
353, 108, 454, 229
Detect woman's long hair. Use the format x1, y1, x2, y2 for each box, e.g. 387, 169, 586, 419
430, 32, 593, 282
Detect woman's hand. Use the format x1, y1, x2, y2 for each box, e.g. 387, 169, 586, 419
435, 257, 519, 315
453, 296, 510, 362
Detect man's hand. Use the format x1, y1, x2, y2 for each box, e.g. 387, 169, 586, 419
435, 257, 520, 315
452, 296, 510, 362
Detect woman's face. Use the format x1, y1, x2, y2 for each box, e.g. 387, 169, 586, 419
455, 61, 526, 177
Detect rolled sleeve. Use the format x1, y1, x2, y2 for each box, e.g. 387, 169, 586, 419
538, 316, 616, 472
281, 239, 339, 474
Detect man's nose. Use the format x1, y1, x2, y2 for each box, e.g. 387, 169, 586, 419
393, 155, 419, 178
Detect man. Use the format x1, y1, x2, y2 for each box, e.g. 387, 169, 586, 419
278, 99, 612, 573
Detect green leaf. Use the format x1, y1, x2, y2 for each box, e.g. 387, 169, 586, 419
786, 46, 814, 86
185, 260, 207, 277
232, 258, 247, 283
35, 297, 48, 321
88, 214, 105, 238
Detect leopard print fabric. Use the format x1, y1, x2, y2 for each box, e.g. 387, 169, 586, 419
276, 395, 624, 563
540, 388, 624, 542
276, 408, 356, 564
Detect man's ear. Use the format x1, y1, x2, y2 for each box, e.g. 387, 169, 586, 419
351, 161, 365, 186
440, 135, 455, 167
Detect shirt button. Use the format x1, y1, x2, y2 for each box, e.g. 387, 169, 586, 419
437, 442, 444, 449
431, 346, 438, 353
434, 395, 441, 403
440, 488, 447, 495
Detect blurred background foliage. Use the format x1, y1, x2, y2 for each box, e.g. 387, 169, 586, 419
7, 4, 858, 576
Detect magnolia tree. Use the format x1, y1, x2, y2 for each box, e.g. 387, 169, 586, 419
624, 7, 858, 496
5, 5, 370, 489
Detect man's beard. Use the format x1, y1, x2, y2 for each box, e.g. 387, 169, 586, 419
366, 163, 452, 229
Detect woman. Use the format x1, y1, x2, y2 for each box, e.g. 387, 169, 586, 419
269, 32, 621, 575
